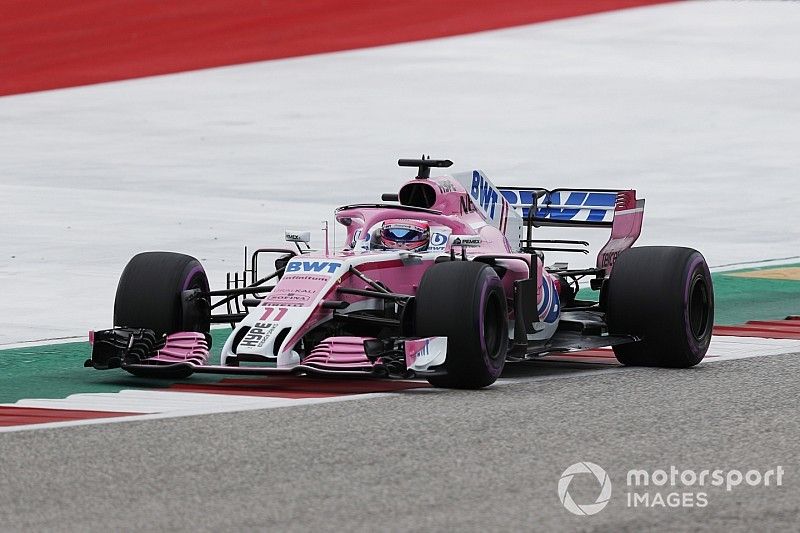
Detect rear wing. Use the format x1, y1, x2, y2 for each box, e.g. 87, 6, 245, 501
497, 187, 645, 273
498, 188, 622, 227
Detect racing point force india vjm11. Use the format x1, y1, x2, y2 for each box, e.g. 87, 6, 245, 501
87, 158, 715, 389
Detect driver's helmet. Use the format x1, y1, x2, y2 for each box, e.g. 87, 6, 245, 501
379, 219, 430, 251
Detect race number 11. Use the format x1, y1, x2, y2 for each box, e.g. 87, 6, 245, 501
260, 307, 288, 321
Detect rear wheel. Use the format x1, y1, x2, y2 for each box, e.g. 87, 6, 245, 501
415, 261, 509, 388
114, 251, 210, 338
606, 246, 714, 367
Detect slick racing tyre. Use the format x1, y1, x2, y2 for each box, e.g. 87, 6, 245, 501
415, 261, 509, 388
114, 251, 210, 338
606, 246, 714, 367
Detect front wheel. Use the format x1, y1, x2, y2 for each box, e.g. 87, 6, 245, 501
415, 261, 509, 388
606, 246, 714, 367
114, 251, 210, 338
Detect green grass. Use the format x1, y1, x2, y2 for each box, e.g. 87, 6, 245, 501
712, 264, 799, 325
575, 265, 799, 325
0, 329, 231, 404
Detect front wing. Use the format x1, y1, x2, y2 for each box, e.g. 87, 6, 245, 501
86, 328, 448, 380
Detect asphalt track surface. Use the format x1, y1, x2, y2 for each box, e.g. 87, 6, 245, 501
2, 354, 798, 531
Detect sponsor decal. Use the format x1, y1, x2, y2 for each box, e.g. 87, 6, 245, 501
470, 170, 500, 220
430, 232, 447, 247
437, 179, 458, 194
500, 190, 616, 222
405, 337, 447, 370
459, 195, 477, 215
286, 260, 342, 274
451, 235, 481, 247
238, 321, 278, 349
599, 250, 620, 268
264, 289, 316, 307
284, 230, 311, 243
356, 232, 372, 252
416, 341, 430, 357
283, 274, 328, 282
351, 229, 363, 248
538, 275, 560, 323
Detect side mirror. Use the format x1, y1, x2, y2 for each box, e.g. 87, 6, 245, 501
274, 254, 293, 279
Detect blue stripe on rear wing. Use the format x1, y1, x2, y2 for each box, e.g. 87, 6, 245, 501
498, 187, 619, 228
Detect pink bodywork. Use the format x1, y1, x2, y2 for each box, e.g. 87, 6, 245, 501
149, 332, 210, 366
272, 175, 522, 356
217, 176, 644, 373
336, 175, 513, 255
95, 171, 645, 378
263, 179, 645, 366
302, 336, 374, 371
596, 191, 645, 274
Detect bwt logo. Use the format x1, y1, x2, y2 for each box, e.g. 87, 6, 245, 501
499, 190, 616, 222
470, 171, 499, 220
286, 261, 342, 274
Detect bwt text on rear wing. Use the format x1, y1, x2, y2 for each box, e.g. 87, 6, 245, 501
497, 187, 645, 273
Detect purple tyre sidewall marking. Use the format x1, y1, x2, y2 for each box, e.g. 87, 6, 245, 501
683, 254, 711, 357
179, 263, 209, 333
182, 264, 208, 292
477, 272, 505, 378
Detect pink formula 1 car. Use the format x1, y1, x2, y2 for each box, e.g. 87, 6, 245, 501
87, 158, 714, 388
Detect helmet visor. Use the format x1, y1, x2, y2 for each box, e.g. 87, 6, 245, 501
382, 227, 426, 243
380, 220, 429, 250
